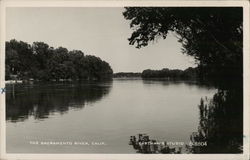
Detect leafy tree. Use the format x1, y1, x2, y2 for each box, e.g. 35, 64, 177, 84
5, 49, 20, 75
123, 7, 243, 80
6, 40, 34, 79
5, 64, 11, 80
48, 47, 69, 80
69, 50, 85, 80
32, 42, 53, 69
80, 55, 113, 80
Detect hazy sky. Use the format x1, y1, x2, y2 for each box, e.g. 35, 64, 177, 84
6, 7, 196, 72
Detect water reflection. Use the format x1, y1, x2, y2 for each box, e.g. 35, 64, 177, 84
6, 81, 113, 122
130, 80, 243, 153
6, 79, 242, 153
142, 79, 215, 89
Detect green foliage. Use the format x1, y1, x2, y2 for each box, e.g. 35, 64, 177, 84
6, 40, 113, 81
123, 7, 243, 80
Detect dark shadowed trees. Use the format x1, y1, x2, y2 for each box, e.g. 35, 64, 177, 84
113, 72, 141, 78
141, 67, 197, 79
123, 7, 243, 80
6, 40, 113, 81
6, 39, 34, 79
189, 85, 243, 153
124, 7, 243, 153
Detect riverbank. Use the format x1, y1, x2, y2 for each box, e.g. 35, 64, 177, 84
5, 80, 23, 84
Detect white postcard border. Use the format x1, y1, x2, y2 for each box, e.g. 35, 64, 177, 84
0, 0, 249, 160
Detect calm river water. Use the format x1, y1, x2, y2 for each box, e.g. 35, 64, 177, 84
6, 79, 216, 153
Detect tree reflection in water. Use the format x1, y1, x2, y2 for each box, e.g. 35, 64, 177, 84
130, 79, 243, 154
6, 81, 113, 122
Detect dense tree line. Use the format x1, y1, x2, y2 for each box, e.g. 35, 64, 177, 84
113, 72, 141, 78
113, 68, 197, 79
6, 40, 113, 81
141, 67, 197, 79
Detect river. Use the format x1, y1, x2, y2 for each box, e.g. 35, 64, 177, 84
6, 79, 217, 153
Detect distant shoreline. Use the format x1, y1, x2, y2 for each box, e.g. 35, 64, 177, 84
5, 77, 198, 84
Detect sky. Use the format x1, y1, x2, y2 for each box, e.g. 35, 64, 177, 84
6, 7, 196, 73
